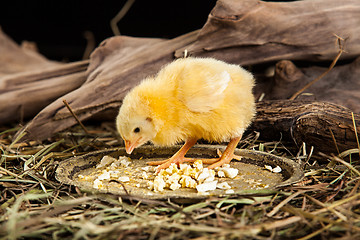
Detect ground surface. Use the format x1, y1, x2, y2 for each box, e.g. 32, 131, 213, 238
1, 123, 359, 239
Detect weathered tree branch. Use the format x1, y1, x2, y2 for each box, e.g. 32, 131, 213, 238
15, 32, 198, 140
253, 100, 360, 155
0, 28, 88, 124
0, 0, 357, 156
176, 0, 360, 64
268, 57, 360, 112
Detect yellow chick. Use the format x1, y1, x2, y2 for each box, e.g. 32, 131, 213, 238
116, 57, 256, 171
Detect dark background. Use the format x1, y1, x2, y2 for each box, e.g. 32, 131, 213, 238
0, 1, 216, 61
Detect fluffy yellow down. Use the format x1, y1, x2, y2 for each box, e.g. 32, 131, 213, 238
117, 57, 256, 146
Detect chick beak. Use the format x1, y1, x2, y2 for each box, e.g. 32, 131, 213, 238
125, 140, 136, 154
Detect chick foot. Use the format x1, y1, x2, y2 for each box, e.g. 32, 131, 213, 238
207, 136, 242, 169
147, 138, 198, 172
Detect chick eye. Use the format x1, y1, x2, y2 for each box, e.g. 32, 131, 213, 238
133, 127, 140, 133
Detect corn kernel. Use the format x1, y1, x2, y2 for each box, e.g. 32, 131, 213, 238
153, 176, 166, 192
196, 181, 217, 193
93, 179, 104, 189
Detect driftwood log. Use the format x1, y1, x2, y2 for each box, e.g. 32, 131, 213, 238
0, 28, 88, 124
12, 0, 360, 140
0, 0, 358, 157
16, 32, 198, 141
267, 57, 360, 112
0, 61, 88, 124
253, 100, 360, 155
0, 27, 59, 76
175, 0, 360, 64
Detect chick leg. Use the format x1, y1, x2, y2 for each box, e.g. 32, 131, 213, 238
207, 136, 242, 169
147, 138, 198, 171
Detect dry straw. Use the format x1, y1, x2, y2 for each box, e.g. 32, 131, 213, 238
1, 124, 360, 239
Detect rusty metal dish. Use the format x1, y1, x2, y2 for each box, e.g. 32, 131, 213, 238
56, 145, 304, 200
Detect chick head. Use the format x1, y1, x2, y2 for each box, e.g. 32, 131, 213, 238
116, 92, 158, 154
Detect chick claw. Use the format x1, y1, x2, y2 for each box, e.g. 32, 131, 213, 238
207, 136, 242, 169
147, 138, 198, 173
207, 152, 242, 169
148, 156, 196, 173
147, 137, 243, 172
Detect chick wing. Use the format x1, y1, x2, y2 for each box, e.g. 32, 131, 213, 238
176, 61, 231, 113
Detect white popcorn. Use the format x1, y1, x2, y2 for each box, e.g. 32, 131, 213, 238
264, 165, 282, 173
109, 170, 120, 178
118, 176, 130, 182
272, 166, 282, 173
204, 175, 215, 183
197, 168, 215, 183
110, 161, 121, 168
141, 166, 151, 171
264, 165, 273, 171
217, 182, 231, 189
93, 179, 104, 189
167, 173, 181, 185
193, 160, 203, 170
98, 170, 111, 180
221, 167, 238, 179
157, 169, 166, 177
142, 172, 149, 180
217, 170, 226, 178
153, 176, 166, 192
145, 159, 241, 193
225, 189, 235, 194
97, 156, 116, 168
180, 175, 197, 189
119, 156, 131, 167
147, 181, 154, 191
165, 163, 179, 175
182, 165, 197, 178
78, 174, 92, 181
179, 163, 189, 170
196, 168, 211, 183
89, 155, 242, 194
196, 181, 218, 193
169, 182, 181, 191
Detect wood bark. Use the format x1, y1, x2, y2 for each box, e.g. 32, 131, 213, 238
0, 27, 59, 76
16, 32, 198, 141
0, 0, 357, 156
266, 57, 360, 112
175, 0, 360, 64
12, 0, 360, 141
253, 100, 360, 155
0, 62, 88, 124
0, 28, 88, 124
